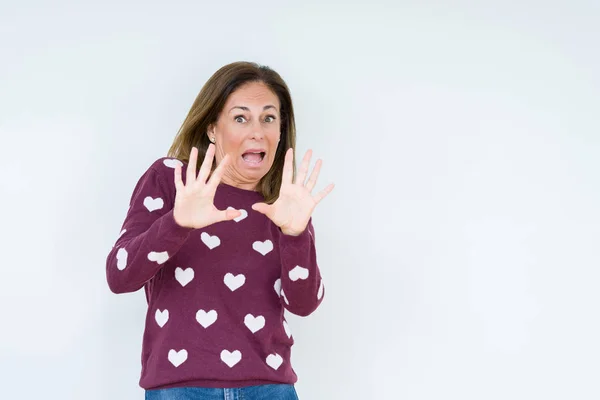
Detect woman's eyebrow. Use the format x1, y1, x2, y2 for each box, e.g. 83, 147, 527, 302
229, 105, 278, 113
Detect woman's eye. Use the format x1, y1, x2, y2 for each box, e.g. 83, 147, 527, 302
234, 115, 277, 123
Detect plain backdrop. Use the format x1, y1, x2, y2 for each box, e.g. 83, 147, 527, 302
1, 1, 599, 399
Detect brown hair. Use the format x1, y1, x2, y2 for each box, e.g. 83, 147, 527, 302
167, 61, 297, 204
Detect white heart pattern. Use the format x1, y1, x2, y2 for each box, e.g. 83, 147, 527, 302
252, 239, 273, 256
317, 279, 324, 300
175, 267, 194, 287
266, 353, 283, 370
244, 314, 265, 333
224, 273, 246, 291
281, 289, 289, 305
118, 229, 126, 239
116, 248, 128, 270
273, 278, 282, 297
227, 207, 248, 222
163, 158, 183, 168
201, 232, 221, 250
283, 320, 292, 338
143, 196, 164, 212
155, 309, 169, 327
148, 251, 169, 264
168, 349, 188, 367
196, 309, 218, 328
220, 349, 242, 368
289, 265, 309, 281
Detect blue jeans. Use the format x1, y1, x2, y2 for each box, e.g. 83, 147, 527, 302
145, 384, 299, 400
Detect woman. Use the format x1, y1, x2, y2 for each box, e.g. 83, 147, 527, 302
106, 61, 334, 400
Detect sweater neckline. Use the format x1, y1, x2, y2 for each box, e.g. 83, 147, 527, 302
217, 182, 265, 199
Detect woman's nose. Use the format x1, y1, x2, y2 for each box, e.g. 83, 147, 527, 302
250, 121, 265, 140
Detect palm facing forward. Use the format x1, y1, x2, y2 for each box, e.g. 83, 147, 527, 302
251, 148, 334, 236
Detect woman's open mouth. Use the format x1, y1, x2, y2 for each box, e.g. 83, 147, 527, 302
241, 150, 266, 166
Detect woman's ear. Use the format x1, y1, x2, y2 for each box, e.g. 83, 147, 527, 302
206, 125, 216, 143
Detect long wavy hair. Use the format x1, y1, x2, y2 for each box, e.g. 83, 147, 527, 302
167, 61, 297, 204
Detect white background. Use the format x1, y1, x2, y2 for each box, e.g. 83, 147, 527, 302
1, 1, 599, 399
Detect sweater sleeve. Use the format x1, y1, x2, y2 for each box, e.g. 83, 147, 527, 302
106, 161, 195, 294
277, 218, 325, 317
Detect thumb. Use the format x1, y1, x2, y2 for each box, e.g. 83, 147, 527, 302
222, 207, 242, 221
251, 202, 270, 216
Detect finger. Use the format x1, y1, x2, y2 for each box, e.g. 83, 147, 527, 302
251, 202, 271, 217
197, 144, 215, 184
174, 162, 184, 192
206, 153, 229, 192
313, 183, 335, 204
296, 149, 312, 186
186, 147, 198, 185
305, 158, 322, 192
282, 148, 294, 184
221, 207, 242, 221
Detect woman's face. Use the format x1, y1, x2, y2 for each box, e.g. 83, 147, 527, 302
208, 81, 282, 191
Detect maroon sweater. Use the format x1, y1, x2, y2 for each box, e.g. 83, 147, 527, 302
106, 157, 325, 389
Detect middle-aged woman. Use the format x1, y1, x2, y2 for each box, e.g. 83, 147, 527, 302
106, 61, 334, 400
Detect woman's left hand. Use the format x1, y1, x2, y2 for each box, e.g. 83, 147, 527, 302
251, 148, 334, 236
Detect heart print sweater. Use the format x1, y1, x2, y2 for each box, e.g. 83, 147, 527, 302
105, 157, 325, 389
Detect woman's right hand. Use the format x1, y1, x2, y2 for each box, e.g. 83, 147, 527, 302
172, 144, 241, 229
